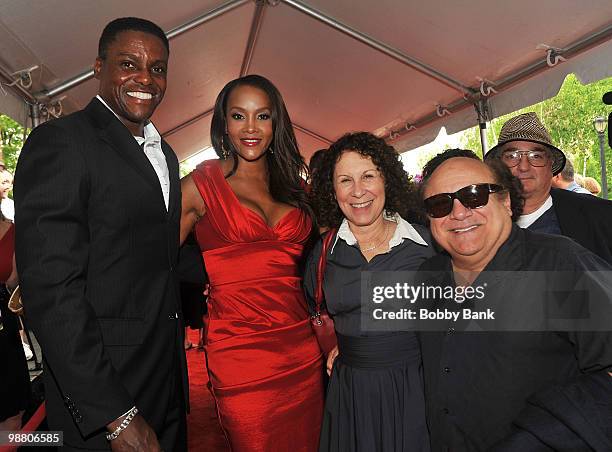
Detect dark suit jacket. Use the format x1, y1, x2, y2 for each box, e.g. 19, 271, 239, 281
552, 187, 612, 264
14, 98, 188, 448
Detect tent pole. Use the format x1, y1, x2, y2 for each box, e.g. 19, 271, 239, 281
474, 98, 490, 157
280, 0, 473, 96
597, 132, 608, 199
478, 123, 488, 157
162, 108, 214, 138
43, 0, 249, 99
29, 103, 42, 129
293, 124, 332, 144
240, 0, 267, 76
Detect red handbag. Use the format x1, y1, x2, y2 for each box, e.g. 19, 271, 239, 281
310, 229, 338, 355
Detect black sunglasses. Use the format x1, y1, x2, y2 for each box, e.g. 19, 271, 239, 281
424, 183, 505, 218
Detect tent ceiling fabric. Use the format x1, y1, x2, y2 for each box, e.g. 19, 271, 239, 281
0, 0, 610, 162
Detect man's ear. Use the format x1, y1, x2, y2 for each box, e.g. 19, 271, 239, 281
93, 57, 103, 80
503, 192, 512, 217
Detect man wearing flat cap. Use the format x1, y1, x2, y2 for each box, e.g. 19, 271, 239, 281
485, 112, 612, 263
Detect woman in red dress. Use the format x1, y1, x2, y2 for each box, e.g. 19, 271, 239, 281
180, 75, 324, 451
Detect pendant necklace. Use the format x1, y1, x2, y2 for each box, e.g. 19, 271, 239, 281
358, 222, 389, 252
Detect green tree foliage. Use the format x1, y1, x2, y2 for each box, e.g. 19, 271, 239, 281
0, 113, 27, 174
461, 74, 612, 194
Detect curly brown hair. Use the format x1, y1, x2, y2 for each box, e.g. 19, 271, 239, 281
310, 132, 421, 228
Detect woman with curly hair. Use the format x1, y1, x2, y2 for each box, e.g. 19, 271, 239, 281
180, 74, 323, 451
305, 132, 432, 451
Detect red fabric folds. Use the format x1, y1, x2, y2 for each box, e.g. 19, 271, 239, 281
0, 223, 15, 281
192, 161, 324, 451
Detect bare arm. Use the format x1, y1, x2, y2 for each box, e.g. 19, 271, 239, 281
180, 174, 206, 245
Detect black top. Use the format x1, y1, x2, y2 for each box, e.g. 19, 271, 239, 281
418, 225, 612, 451
550, 187, 612, 264
304, 221, 434, 336
526, 204, 562, 235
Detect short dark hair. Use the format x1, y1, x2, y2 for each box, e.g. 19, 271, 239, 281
311, 132, 421, 228
98, 17, 169, 59
559, 158, 575, 182
210, 74, 312, 219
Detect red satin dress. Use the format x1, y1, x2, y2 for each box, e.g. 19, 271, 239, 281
192, 160, 324, 451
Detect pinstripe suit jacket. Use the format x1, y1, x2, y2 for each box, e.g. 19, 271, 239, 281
14, 98, 187, 448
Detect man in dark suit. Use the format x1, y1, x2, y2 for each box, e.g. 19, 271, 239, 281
15, 18, 187, 451
484, 111, 612, 263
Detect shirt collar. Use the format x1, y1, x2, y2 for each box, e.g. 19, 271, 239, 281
95, 95, 161, 145
331, 212, 428, 253
516, 195, 553, 229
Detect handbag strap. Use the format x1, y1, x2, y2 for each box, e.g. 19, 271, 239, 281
315, 228, 337, 313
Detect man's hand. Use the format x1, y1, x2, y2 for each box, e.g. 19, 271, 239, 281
326, 346, 339, 376
107, 414, 161, 452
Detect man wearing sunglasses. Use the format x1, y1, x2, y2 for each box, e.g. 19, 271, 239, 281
417, 152, 612, 451
485, 112, 612, 263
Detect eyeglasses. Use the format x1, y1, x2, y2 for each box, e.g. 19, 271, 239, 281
501, 150, 549, 167
423, 183, 505, 218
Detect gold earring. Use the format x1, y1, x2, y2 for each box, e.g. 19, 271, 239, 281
221, 135, 230, 159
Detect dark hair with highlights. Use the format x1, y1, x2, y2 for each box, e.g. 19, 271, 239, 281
98, 17, 169, 59
311, 132, 420, 229
419, 149, 524, 222
210, 74, 311, 218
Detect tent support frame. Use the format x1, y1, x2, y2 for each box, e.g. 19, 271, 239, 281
42, 0, 249, 99
2, 0, 609, 158
240, 0, 267, 76
474, 98, 491, 156
387, 25, 612, 145
280, 0, 473, 96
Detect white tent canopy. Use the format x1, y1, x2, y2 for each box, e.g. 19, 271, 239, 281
0, 0, 610, 163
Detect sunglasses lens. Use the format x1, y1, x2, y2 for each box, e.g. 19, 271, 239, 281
424, 194, 453, 218
457, 185, 489, 209
425, 184, 502, 218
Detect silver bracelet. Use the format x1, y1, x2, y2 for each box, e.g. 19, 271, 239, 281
106, 406, 139, 441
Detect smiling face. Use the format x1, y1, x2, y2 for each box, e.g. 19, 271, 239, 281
0, 170, 12, 199
333, 151, 386, 229
423, 158, 512, 271
499, 140, 553, 212
225, 84, 273, 162
94, 30, 168, 135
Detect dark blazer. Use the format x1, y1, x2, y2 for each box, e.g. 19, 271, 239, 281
551, 187, 612, 264
14, 98, 188, 448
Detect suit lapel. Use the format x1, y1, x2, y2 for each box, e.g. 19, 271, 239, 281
162, 139, 180, 219
551, 188, 587, 243
85, 99, 167, 212
85, 99, 161, 190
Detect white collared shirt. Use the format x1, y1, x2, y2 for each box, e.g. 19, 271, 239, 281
96, 95, 170, 210
516, 195, 553, 229
331, 212, 428, 254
